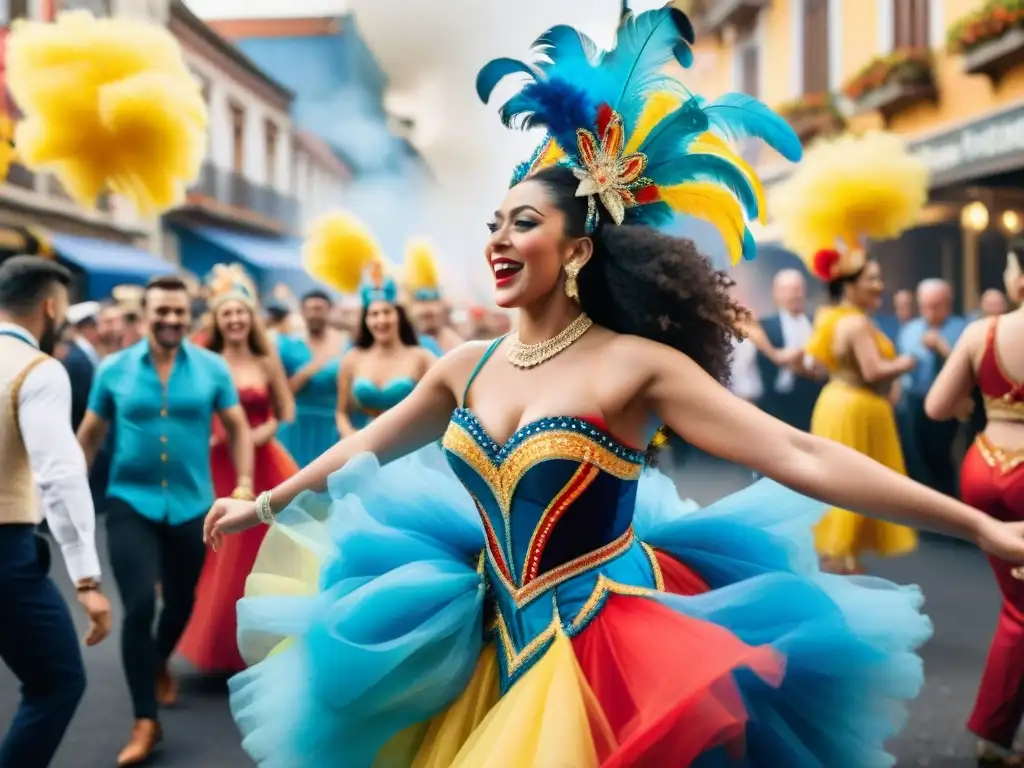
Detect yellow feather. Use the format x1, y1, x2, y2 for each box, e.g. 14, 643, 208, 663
302, 211, 381, 294
690, 133, 767, 224
625, 92, 681, 155
533, 137, 565, 173
771, 131, 929, 268
658, 182, 746, 265
403, 238, 440, 291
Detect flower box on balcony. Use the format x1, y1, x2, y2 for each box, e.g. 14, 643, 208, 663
948, 0, 1024, 82
963, 26, 1024, 81
776, 94, 846, 144
843, 49, 936, 123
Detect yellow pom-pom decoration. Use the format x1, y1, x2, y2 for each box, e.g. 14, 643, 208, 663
6, 11, 207, 215
302, 211, 382, 294
771, 131, 928, 276
403, 238, 440, 292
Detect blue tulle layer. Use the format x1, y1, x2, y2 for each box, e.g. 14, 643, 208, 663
635, 471, 931, 768
229, 449, 931, 768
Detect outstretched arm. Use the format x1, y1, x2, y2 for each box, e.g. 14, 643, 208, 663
925, 320, 984, 421
639, 339, 1024, 560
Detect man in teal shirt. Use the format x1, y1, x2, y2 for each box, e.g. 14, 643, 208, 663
77, 275, 253, 766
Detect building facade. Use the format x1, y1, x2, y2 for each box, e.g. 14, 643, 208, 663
686, 0, 1024, 312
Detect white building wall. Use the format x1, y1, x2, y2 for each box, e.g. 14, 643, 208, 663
292, 142, 348, 232
184, 49, 293, 195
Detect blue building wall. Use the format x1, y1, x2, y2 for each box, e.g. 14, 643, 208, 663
233, 15, 424, 179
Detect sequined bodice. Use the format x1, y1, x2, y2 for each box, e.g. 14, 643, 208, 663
352, 376, 416, 417
442, 408, 662, 688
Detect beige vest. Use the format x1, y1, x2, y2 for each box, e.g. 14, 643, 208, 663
0, 333, 49, 525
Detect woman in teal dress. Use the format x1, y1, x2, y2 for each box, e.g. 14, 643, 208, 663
336, 258, 436, 435
276, 290, 347, 466
205, 8, 1024, 767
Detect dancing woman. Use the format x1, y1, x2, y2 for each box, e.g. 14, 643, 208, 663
206, 10, 1024, 767
405, 238, 464, 354
303, 213, 436, 436
177, 265, 297, 674
926, 246, 1024, 767
772, 132, 925, 575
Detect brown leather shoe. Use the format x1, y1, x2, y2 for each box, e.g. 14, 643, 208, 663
116, 718, 162, 766
156, 665, 178, 707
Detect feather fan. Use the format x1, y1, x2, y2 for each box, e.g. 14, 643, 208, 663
302, 211, 381, 294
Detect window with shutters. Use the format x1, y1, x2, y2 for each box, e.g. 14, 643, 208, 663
893, 0, 930, 48
802, 0, 830, 94
736, 31, 760, 98
230, 103, 245, 175
265, 120, 278, 187
0, 0, 29, 23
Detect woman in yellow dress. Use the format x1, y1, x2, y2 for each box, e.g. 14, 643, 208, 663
772, 132, 927, 574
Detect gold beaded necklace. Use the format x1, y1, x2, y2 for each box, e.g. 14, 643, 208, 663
506, 312, 593, 369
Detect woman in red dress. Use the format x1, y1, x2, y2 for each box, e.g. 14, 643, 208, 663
177, 264, 297, 673
927, 245, 1024, 767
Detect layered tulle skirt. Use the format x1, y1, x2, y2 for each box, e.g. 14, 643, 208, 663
230, 447, 931, 767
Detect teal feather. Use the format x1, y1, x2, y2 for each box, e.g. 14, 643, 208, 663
476, 58, 537, 104
636, 97, 708, 160
742, 227, 758, 262
645, 154, 760, 219
702, 94, 803, 163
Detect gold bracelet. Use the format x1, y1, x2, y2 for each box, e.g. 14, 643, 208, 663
231, 486, 255, 501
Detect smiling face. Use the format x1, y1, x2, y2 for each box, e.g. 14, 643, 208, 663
486, 178, 591, 309
144, 286, 190, 350
214, 298, 253, 345
364, 299, 398, 343
844, 260, 884, 312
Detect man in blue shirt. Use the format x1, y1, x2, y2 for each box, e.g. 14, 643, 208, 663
77, 275, 253, 767
897, 278, 966, 497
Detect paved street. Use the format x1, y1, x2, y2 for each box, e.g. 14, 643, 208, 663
0, 494, 1005, 767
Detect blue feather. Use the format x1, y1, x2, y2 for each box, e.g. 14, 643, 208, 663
702, 93, 803, 163
499, 79, 596, 153
674, 39, 694, 68
669, 8, 696, 44
533, 25, 601, 69
476, 58, 537, 104
644, 154, 760, 219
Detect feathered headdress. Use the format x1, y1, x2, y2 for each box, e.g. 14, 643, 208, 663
771, 131, 929, 282
5, 11, 207, 215
404, 238, 442, 302
207, 263, 258, 309
302, 211, 397, 306
476, 7, 801, 264
112, 284, 144, 312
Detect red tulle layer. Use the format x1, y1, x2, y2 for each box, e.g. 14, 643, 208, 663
176, 439, 299, 672
571, 551, 784, 767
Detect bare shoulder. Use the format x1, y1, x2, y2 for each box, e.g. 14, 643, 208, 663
836, 312, 873, 333
595, 330, 698, 378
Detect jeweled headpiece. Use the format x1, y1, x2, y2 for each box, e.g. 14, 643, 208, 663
476, 7, 802, 264
207, 263, 257, 309
360, 261, 399, 307
771, 131, 928, 283
404, 238, 442, 302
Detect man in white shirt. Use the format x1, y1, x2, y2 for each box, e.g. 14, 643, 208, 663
755, 270, 823, 431
0, 256, 111, 768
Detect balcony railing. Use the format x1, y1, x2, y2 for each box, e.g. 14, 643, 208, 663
189, 161, 299, 231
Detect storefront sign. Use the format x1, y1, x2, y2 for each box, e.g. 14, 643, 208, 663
909, 103, 1024, 187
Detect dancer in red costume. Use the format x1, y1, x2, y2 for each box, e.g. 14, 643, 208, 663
927, 244, 1024, 766
177, 264, 297, 674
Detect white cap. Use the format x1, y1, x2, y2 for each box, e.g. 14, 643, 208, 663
67, 301, 101, 326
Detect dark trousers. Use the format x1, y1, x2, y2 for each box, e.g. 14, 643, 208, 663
903, 393, 960, 498
0, 525, 86, 768
106, 499, 205, 720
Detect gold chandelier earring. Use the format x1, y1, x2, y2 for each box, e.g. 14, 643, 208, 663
564, 260, 581, 300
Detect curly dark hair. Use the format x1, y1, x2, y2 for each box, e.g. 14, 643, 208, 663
528, 165, 748, 461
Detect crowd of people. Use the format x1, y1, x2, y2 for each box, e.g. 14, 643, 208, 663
2, 5, 1024, 768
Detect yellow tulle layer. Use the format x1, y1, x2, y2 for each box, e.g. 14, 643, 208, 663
6, 11, 207, 215
244, 524, 615, 767
810, 381, 917, 559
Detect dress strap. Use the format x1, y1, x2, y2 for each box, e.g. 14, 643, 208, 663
462, 335, 507, 407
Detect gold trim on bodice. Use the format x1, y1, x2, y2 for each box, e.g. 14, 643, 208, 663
975, 434, 1024, 475
441, 422, 643, 516
983, 393, 1024, 423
